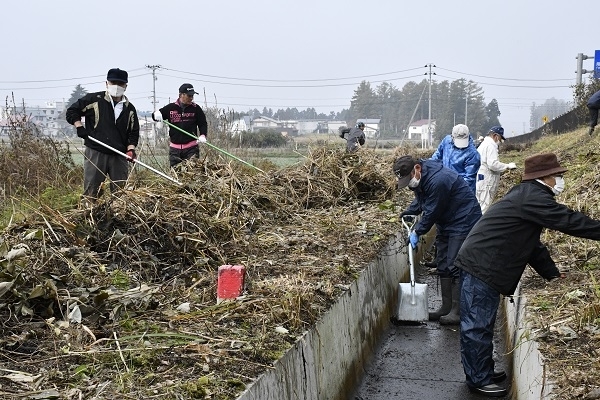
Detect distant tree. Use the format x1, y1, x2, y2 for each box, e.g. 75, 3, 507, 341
485, 99, 501, 129
348, 81, 377, 124
67, 84, 88, 107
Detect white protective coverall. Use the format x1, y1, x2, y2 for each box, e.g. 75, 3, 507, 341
476, 136, 510, 213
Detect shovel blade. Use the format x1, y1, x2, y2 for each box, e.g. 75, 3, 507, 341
396, 282, 429, 322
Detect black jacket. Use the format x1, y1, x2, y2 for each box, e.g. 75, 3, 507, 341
154, 100, 208, 144
455, 180, 600, 295
66, 91, 140, 154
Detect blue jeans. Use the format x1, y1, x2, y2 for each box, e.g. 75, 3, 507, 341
459, 270, 500, 388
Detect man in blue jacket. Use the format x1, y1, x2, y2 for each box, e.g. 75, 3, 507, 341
455, 153, 600, 397
395, 156, 481, 324
430, 123, 481, 193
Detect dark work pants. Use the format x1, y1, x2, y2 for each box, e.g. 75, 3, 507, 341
83, 147, 128, 199
589, 105, 599, 128
459, 270, 500, 388
169, 145, 199, 167
435, 233, 466, 278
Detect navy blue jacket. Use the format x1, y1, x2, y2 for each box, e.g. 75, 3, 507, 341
588, 90, 600, 108
403, 159, 481, 236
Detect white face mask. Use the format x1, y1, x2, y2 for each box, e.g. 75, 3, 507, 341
408, 177, 420, 189
107, 84, 126, 97
552, 176, 565, 195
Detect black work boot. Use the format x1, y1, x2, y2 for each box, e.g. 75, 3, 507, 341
429, 277, 452, 321
439, 278, 460, 325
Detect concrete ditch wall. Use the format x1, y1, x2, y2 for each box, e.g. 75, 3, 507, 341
237, 232, 552, 400
237, 231, 425, 400
504, 283, 553, 399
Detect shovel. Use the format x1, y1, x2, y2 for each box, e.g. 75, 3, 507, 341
396, 216, 428, 322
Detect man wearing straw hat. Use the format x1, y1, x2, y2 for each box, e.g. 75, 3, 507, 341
454, 153, 600, 397
152, 83, 208, 167
66, 68, 140, 201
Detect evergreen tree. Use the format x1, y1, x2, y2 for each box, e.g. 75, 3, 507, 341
66, 84, 88, 107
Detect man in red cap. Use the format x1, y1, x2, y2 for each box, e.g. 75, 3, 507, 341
152, 83, 208, 167
454, 152, 600, 397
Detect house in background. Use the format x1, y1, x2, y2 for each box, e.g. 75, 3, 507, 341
356, 118, 381, 138
230, 116, 252, 135
407, 119, 436, 142
326, 120, 347, 134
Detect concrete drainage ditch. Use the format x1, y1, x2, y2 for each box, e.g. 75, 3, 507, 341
235, 232, 551, 400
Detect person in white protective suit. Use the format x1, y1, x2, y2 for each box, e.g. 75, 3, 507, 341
475, 126, 517, 213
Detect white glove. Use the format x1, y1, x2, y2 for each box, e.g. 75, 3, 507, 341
507, 162, 517, 169
197, 135, 207, 143
152, 111, 163, 122
155, 121, 164, 130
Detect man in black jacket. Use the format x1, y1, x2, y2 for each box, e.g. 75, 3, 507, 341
454, 153, 600, 397
152, 83, 208, 167
66, 68, 140, 200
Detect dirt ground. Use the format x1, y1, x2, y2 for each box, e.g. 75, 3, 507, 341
1, 131, 600, 399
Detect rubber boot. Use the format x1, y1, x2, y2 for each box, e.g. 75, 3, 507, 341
439, 279, 460, 325
429, 277, 452, 321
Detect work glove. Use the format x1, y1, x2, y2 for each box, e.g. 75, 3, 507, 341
152, 111, 163, 122
507, 162, 517, 169
197, 135, 207, 144
409, 231, 419, 249
156, 121, 164, 130
126, 149, 137, 163
76, 126, 88, 138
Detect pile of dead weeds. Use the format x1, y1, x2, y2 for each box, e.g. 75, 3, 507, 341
0, 146, 418, 400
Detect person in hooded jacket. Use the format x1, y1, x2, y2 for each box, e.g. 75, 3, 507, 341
430, 124, 480, 193
66, 68, 140, 201
476, 126, 517, 213
454, 152, 600, 397
394, 156, 481, 324
341, 121, 366, 153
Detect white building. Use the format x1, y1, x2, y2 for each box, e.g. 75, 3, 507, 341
356, 118, 381, 138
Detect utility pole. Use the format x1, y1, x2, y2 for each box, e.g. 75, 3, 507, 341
425, 64, 436, 148
146, 65, 162, 111
465, 85, 470, 125
575, 53, 592, 86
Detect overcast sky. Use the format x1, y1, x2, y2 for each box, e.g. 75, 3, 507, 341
1, 0, 596, 137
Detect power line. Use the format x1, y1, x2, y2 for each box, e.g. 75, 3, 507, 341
436, 67, 573, 82
161, 66, 425, 82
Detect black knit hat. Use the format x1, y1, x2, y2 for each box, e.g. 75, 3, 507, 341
106, 68, 128, 83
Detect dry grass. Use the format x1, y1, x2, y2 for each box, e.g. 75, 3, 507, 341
0, 145, 416, 399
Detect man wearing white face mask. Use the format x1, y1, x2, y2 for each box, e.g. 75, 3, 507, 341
394, 155, 481, 324
66, 68, 139, 201
476, 126, 517, 213
454, 152, 600, 397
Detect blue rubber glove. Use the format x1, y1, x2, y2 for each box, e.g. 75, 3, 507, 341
409, 231, 419, 249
